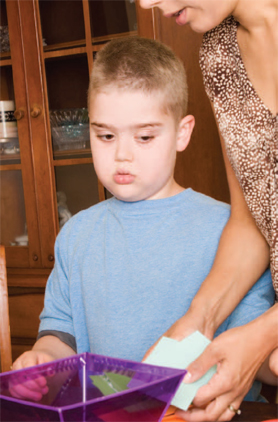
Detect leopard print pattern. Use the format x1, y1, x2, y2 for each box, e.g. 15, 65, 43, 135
199, 17, 278, 296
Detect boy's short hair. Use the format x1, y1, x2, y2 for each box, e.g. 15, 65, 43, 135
88, 36, 188, 121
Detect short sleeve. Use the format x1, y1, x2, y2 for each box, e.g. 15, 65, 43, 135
38, 226, 75, 337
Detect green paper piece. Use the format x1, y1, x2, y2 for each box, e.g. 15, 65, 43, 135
145, 331, 217, 411
89, 372, 131, 396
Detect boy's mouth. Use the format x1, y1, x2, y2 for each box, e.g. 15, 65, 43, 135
113, 170, 135, 185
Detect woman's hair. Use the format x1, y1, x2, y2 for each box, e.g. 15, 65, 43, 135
88, 36, 188, 121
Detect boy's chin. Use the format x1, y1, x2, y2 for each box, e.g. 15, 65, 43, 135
105, 189, 141, 202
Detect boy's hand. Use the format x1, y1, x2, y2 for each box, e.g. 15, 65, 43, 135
9, 336, 76, 402
9, 351, 54, 401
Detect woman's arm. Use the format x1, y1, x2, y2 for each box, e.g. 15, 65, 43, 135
188, 130, 270, 338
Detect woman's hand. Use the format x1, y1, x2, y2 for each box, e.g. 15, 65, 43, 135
175, 307, 278, 422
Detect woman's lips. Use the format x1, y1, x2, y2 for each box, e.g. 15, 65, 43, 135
113, 172, 135, 184
175, 8, 187, 25
164, 8, 187, 26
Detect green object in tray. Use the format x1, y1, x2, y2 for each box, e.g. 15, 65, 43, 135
89, 372, 131, 396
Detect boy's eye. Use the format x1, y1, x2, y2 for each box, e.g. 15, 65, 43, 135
97, 134, 114, 141
137, 135, 154, 143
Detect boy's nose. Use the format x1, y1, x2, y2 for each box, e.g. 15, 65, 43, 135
115, 138, 133, 162
139, 0, 161, 9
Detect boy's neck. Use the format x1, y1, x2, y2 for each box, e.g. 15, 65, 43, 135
145, 181, 185, 201
164, 183, 185, 199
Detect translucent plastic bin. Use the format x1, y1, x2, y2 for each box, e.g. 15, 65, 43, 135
0, 353, 186, 422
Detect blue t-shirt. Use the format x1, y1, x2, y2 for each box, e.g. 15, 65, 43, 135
39, 189, 274, 400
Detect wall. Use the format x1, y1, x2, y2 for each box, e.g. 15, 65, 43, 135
155, 11, 230, 203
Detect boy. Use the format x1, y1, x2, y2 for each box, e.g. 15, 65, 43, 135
11, 37, 274, 405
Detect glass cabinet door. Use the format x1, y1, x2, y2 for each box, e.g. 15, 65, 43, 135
0, 1, 33, 267
2, 0, 57, 268
0, 59, 26, 249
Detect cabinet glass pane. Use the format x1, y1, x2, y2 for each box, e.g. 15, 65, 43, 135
0, 66, 20, 160
0, 7, 20, 161
0, 170, 27, 246
0, 0, 9, 55
45, 55, 90, 156
0, 3, 20, 162
90, 0, 137, 40
54, 164, 99, 228
39, 0, 85, 46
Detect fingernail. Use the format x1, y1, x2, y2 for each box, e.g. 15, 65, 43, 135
183, 371, 192, 383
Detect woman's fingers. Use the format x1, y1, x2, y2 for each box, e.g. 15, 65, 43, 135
176, 392, 245, 422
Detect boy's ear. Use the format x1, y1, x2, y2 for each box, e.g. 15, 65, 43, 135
176, 115, 195, 152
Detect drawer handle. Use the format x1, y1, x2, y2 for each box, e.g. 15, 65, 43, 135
30, 106, 42, 118
14, 109, 25, 120
48, 254, 54, 262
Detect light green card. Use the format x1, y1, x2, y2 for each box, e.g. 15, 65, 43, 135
145, 331, 217, 411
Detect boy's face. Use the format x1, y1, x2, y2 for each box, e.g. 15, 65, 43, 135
90, 88, 193, 202
139, 0, 235, 33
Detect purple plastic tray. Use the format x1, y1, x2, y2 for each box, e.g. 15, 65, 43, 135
0, 353, 186, 421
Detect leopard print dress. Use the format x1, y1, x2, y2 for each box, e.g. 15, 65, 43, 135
199, 16, 278, 297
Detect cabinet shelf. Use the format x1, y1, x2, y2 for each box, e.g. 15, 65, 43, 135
53, 157, 93, 167
43, 39, 86, 52
91, 30, 137, 45
0, 53, 12, 66
43, 30, 137, 60
53, 148, 92, 167
44, 46, 87, 60
0, 154, 21, 170
0, 163, 21, 171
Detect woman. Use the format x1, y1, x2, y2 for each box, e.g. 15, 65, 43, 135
139, 0, 278, 421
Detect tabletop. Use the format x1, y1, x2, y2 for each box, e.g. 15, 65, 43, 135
162, 402, 278, 422
233, 401, 277, 422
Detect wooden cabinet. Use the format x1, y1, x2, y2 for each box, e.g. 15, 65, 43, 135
1, 1, 228, 363
0, 0, 155, 361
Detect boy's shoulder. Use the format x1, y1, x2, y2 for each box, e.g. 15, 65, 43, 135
187, 189, 230, 212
